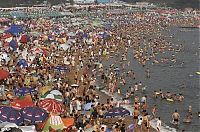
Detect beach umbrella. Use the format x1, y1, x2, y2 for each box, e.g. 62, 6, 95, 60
18, 125, 37, 132
10, 95, 34, 110
60, 43, 70, 51
54, 66, 69, 72
104, 107, 130, 118
39, 86, 52, 96
9, 39, 18, 51
0, 29, 4, 34
84, 102, 93, 111
18, 59, 28, 68
0, 122, 18, 129
31, 47, 47, 55
0, 69, 9, 80
21, 106, 48, 124
5, 24, 23, 36
20, 34, 29, 43
0, 122, 21, 132
6, 127, 23, 132
2, 33, 12, 41
0, 106, 23, 125
50, 90, 62, 96
71, 84, 79, 87
14, 87, 37, 96
38, 99, 65, 114
40, 91, 63, 102
42, 115, 65, 131
127, 124, 134, 132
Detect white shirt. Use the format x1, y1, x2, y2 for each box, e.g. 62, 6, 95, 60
76, 100, 82, 111
156, 119, 161, 129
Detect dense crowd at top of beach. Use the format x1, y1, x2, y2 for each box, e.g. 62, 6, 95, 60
0, 3, 199, 132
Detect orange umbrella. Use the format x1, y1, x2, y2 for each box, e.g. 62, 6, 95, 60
10, 95, 34, 110
0, 69, 9, 80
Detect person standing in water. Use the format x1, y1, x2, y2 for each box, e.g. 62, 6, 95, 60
172, 109, 180, 125
145, 68, 150, 78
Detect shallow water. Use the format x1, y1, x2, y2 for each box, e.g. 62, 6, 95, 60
100, 26, 200, 132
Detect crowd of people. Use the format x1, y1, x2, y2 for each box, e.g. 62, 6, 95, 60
0, 5, 199, 132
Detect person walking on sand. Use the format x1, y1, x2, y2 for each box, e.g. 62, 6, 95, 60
156, 117, 162, 132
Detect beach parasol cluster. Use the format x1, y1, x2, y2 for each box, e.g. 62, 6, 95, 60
0, 86, 73, 131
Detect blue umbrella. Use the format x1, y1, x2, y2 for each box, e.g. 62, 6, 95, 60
104, 107, 130, 118
0, 106, 23, 125
9, 40, 18, 51
6, 24, 23, 36
14, 87, 37, 96
18, 59, 28, 68
127, 124, 134, 132
99, 32, 110, 39
54, 66, 69, 72
84, 102, 93, 111
21, 106, 48, 124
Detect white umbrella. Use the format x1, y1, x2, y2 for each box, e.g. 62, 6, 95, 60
50, 90, 62, 96
71, 84, 79, 87
60, 44, 70, 51
18, 125, 37, 132
0, 122, 18, 128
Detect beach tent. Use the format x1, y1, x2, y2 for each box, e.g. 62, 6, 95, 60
6, 25, 23, 36
0, 106, 23, 125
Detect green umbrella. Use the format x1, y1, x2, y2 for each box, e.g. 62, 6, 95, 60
0, 29, 4, 34
41, 91, 63, 102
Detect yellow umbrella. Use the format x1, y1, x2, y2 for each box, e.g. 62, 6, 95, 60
39, 86, 52, 95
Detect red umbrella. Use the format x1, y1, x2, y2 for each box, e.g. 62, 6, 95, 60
10, 95, 34, 110
0, 69, 9, 80
38, 99, 65, 114
1, 33, 12, 39
20, 34, 29, 43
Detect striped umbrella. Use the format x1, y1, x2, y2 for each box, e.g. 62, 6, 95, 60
40, 91, 63, 102
0, 106, 23, 125
43, 115, 65, 131
21, 106, 48, 124
38, 99, 65, 114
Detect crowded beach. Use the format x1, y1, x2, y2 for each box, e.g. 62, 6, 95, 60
0, 2, 199, 132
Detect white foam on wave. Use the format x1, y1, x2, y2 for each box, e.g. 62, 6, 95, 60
100, 89, 176, 132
